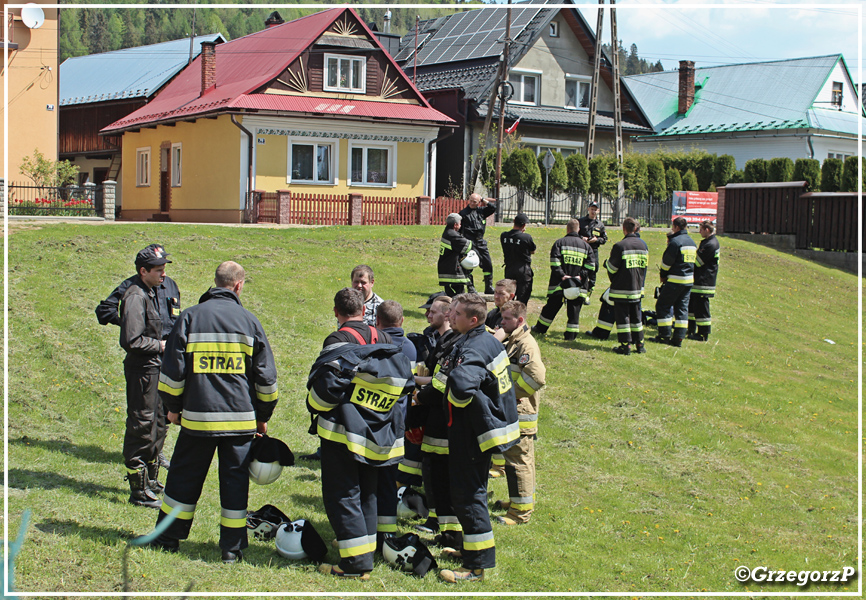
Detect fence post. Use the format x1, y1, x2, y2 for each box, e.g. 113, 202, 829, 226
416, 196, 431, 225
348, 193, 363, 225
1, 178, 5, 217
716, 186, 725, 235
278, 190, 291, 225
103, 180, 116, 221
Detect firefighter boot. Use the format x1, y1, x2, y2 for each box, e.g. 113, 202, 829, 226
146, 461, 164, 494
484, 275, 495, 295
125, 468, 162, 509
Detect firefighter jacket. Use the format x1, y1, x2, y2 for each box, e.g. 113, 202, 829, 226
120, 278, 163, 370
157, 287, 278, 437
459, 202, 496, 241
438, 226, 472, 286
577, 215, 608, 251
500, 228, 536, 271
444, 324, 520, 454
547, 232, 596, 295
505, 323, 546, 436
411, 329, 460, 455
693, 234, 720, 297
307, 342, 414, 466
660, 229, 697, 285
606, 233, 649, 302
98, 275, 181, 339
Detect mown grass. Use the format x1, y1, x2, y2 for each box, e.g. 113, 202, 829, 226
4, 221, 859, 596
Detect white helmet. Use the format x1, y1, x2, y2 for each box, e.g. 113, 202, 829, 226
382, 533, 438, 577
460, 250, 480, 270
249, 459, 282, 485
383, 537, 418, 571
601, 287, 614, 306
396, 486, 430, 520
562, 277, 582, 300
275, 521, 307, 559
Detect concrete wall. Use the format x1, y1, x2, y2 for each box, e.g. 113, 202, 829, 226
724, 233, 860, 274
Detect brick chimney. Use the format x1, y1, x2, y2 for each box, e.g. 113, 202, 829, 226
200, 41, 216, 96
265, 11, 284, 28
678, 60, 695, 115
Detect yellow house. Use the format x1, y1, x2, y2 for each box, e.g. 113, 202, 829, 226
1, 1, 59, 186
102, 8, 454, 223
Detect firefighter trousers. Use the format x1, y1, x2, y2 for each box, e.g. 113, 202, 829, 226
656, 282, 691, 341
397, 440, 424, 488
155, 430, 253, 552
505, 265, 533, 306
688, 294, 712, 337
424, 452, 463, 546
503, 434, 536, 523
321, 439, 379, 573
614, 301, 644, 345
535, 290, 584, 339
377, 464, 398, 539
123, 365, 167, 472
590, 301, 616, 340
443, 283, 466, 297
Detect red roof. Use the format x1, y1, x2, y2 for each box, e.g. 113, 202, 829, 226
102, 8, 453, 133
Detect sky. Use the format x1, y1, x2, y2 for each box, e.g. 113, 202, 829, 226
491, 1, 863, 83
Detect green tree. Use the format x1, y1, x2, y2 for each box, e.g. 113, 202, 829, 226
478, 148, 499, 192
622, 154, 647, 199
766, 157, 794, 182
566, 153, 591, 217
695, 154, 715, 191
537, 151, 568, 198
792, 158, 821, 192
19, 149, 80, 188
729, 169, 744, 184
820, 158, 843, 192
840, 156, 863, 192
104, 12, 125, 52
625, 43, 640, 76
743, 158, 767, 183
713, 155, 736, 188
504, 148, 541, 213
589, 155, 618, 201
665, 167, 682, 200
646, 158, 666, 202
682, 169, 699, 191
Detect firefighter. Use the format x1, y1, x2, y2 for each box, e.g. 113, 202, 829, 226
150, 261, 279, 564
119, 245, 171, 508
494, 301, 546, 526
688, 220, 720, 341
577, 201, 607, 294
459, 193, 498, 294
499, 213, 536, 305
651, 216, 696, 347
438, 213, 472, 296
606, 217, 649, 355
437, 293, 519, 583
532, 219, 596, 340
307, 288, 414, 579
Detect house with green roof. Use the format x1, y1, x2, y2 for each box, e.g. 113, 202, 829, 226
622, 55, 864, 168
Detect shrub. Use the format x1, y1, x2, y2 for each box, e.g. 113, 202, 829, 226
589, 155, 619, 200
682, 169, 699, 191
840, 156, 863, 192
537, 150, 568, 196
504, 148, 542, 194
646, 158, 666, 202
766, 157, 794, 182
743, 158, 767, 183
713, 155, 737, 188
695, 154, 715, 191
665, 167, 683, 199
565, 153, 591, 195
622, 154, 648, 199
792, 158, 821, 192
820, 158, 843, 192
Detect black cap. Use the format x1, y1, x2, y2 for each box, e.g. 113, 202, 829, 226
514, 213, 529, 226
419, 292, 446, 309
135, 244, 171, 268
588, 201, 599, 208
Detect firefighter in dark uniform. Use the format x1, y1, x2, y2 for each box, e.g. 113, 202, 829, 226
499, 213, 536, 305
97, 243, 180, 470
652, 216, 696, 347
307, 288, 414, 579
438, 293, 519, 584
151, 261, 278, 564
688, 220, 720, 341
606, 217, 649, 355
459, 194, 497, 294
119, 246, 171, 508
577, 201, 607, 294
438, 213, 472, 296
531, 219, 596, 340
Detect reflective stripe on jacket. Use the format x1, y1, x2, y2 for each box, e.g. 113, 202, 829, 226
660, 229, 697, 285
606, 233, 649, 302
693, 234, 720, 296
505, 323, 546, 436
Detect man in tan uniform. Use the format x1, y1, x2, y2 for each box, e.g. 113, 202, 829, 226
494, 300, 546, 525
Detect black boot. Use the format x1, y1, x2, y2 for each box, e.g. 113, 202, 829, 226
147, 462, 164, 494
126, 468, 162, 509
483, 276, 495, 295
158, 452, 170, 470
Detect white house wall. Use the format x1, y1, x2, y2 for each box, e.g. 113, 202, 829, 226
630, 135, 813, 169
813, 61, 861, 115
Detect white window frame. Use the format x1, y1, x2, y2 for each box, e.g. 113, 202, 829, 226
136, 147, 151, 187
287, 138, 338, 185
508, 69, 541, 106
521, 137, 585, 158
831, 81, 843, 107
565, 74, 592, 110
348, 141, 397, 188
549, 21, 559, 37
827, 151, 852, 160
170, 143, 182, 187
323, 53, 366, 94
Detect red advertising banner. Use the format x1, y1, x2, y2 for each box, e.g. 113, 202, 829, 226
672, 191, 718, 224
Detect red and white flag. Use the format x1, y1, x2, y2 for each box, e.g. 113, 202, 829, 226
505, 117, 521, 135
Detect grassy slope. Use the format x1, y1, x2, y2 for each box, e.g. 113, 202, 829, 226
5, 222, 859, 595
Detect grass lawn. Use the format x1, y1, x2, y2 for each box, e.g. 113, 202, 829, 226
4, 221, 860, 595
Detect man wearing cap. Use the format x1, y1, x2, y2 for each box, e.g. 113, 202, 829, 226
459, 194, 498, 294
500, 214, 536, 306
577, 202, 607, 294
119, 245, 172, 508
438, 213, 472, 297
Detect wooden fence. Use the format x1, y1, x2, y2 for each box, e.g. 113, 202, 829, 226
719, 183, 860, 252
290, 193, 350, 226
363, 196, 416, 225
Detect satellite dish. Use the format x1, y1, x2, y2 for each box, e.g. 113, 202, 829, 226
21, 4, 45, 29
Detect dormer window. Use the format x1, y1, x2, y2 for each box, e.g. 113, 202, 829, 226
831, 81, 843, 108
509, 71, 539, 105
565, 75, 591, 109
324, 53, 366, 93
549, 21, 559, 37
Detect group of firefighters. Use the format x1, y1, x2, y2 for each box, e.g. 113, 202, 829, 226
96, 198, 719, 584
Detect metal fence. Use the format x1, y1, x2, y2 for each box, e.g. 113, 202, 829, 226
7, 183, 101, 217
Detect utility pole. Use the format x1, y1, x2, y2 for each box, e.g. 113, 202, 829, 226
413, 15, 419, 85
494, 0, 512, 201
187, 4, 198, 65
610, 0, 624, 205
585, 0, 604, 160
